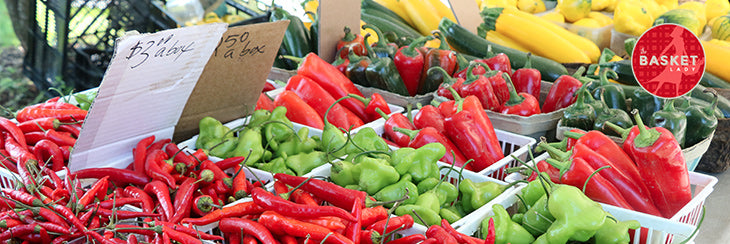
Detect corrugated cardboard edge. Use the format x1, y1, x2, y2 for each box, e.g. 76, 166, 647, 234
448, 0, 482, 34
318, 0, 360, 62
174, 21, 290, 141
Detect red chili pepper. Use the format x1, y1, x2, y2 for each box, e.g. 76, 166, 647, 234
262, 82, 277, 93
546, 157, 634, 210
190, 195, 214, 217
144, 180, 174, 221
499, 73, 541, 116
259, 211, 354, 244
16, 107, 87, 123
0, 189, 43, 207
153, 221, 224, 241
299, 216, 347, 232
57, 124, 80, 138
122, 186, 154, 213
4, 133, 38, 185
388, 234, 427, 244
37, 100, 82, 110
0, 149, 17, 173
345, 197, 362, 244
297, 53, 369, 122
133, 135, 155, 174
214, 156, 245, 171
394, 36, 431, 96
360, 206, 388, 228
251, 187, 356, 222
91, 198, 143, 210
620, 112, 693, 218
145, 149, 177, 188
182, 200, 264, 226
73, 167, 149, 188
443, 109, 498, 172
413, 105, 445, 134
542, 67, 585, 113
169, 178, 198, 223
192, 148, 207, 162
77, 176, 109, 210
255, 93, 276, 112
440, 219, 482, 244
484, 52, 513, 75
24, 129, 76, 147
484, 217, 496, 244
285, 74, 364, 130
290, 188, 319, 207
394, 127, 468, 168
50, 202, 87, 231
0, 224, 41, 241
16, 117, 60, 133
379, 111, 416, 148
511, 53, 542, 99
349, 94, 391, 123
164, 143, 197, 170
99, 207, 164, 219
162, 225, 204, 244
425, 225, 458, 244
232, 164, 253, 199
366, 214, 414, 237
220, 217, 279, 244
147, 138, 172, 152
32, 139, 65, 171
274, 90, 325, 130
0, 118, 27, 147
274, 173, 367, 211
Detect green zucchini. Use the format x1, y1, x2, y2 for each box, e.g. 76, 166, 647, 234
600, 60, 730, 89
361, 12, 422, 40
700, 72, 730, 89
438, 18, 568, 81
361, 0, 411, 27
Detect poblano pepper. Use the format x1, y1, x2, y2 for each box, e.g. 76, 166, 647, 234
373, 174, 419, 208
363, 34, 410, 96
544, 184, 606, 243
649, 99, 687, 148
562, 86, 596, 131
679, 90, 719, 147
285, 151, 327, 176
361, 24, 397, 59
594, 88, 633, 137
488, 204, 535, 244
591, 69, 627, 111
356, 156, 400, 195
628, 88, 664, 124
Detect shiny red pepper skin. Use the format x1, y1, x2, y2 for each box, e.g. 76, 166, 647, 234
425, 225, 458, 244
285, 74, 364, 130
395, 127, 468, 168
144, 149, 177, 188
336, 27, 367, 57
297, 53, 369, 122
511, 53, 542, 99
170, 178, 198, 223
0, 117, 27, 147
394, 37, 430, 96
413, 105, 445, 134
252, 187, 356, 222
16, 117, 59, 133
144, 180, 174, 221
363, 93, 391, 123
445, 95, 504, 171
219, 217, 279, 244
484, 53, 513, 75
382, 113, 416, 148
623, 123, 692, 218
542, 72, 584, 113
388, 234, 427, 244
260, 211, 354, 244
275, 90, 325, 130
567, 130, 641, 185
182, 200, 265, 226
366, 214, 414, 235
500, 73, 541, 116
274, 173, 367, 211
420, 48, 457, 95
460, 63, 502, 111
133, 135, 155, 175
435, 72, 465, 100
549, 157, 634, 210
73, 167, 150, 186
32, 139, 65, 171
24, 129, 76, 147
255, 92, 276, 112
123, 186, 154, 212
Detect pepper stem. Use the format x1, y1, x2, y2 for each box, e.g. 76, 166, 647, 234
405, 104, 414, 123
599, 68, 618, 86
431, 30, 449, 50
604, 121, 630, 140
545, 158, 571, 180
279, 55, 303, 64
392, 127, 419, 140
464, 62, 491, 85
571, 66, 586, 78
536, 139, 571, 162
362, 24, 388, 49
562, 131, 585, 140
523, 52, 533, 69
704, 89, 719, 116
582, 165, 610, 193
401, 36, 433, 57
503, 72, 526, 107
631, 109, 661, 148
363, 33, 378, 59
374, 107, 389, 121
342, 26, 355, 42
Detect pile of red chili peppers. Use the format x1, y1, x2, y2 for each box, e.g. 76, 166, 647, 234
1, 96, 86, 175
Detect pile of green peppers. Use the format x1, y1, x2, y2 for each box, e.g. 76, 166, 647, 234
481, 175, 640, 244
195, 107, 325, 176
328, 128, 514, 227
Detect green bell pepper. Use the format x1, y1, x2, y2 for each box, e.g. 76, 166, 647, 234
285, 151, 327, 176
356, 156, 400, 195
373, 174, 419, 208
649, 99, 687, 148
488, 204, 535, 244
545, 184, 606, 243
363, 36, 410, 96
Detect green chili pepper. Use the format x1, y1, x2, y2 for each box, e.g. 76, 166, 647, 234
231, 127, 270, 165
320, 121, 348, 158
518, 174, 552, 213
594, 88, 633, 137
593, 214, 640, 244
395, 204, 441, 226
274, 127, 318, 158
285, 151, 327, 176
373, 174, 419, 208
248, 109, 272, 128
255, 157, 295, 175
197, 116, 232, 150
415, 191, 441, 213
679, 91, 719, 147
344, 127, 391, 155
545, 184, 606, 243
263, 107, 296, 151
488, 204, 535, 244
331, 160, 358, 186
356, 156, 400, 195
459, 179, 519, 213
416, 177, 440, 194
521, 194, 555, 237
390, 147, 417, 175
362, 24, 397, 59
406, 143, 444, 183
649, 99, 687, 148
628, 88, 664, 124
562, 86, 596, 131
440, 207, 463, 224
207, 137, 238, 158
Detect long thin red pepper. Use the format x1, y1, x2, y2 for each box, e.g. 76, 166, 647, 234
0, 224, 41, 241
145, 149, 177, 188
621, 112, 693, 218
259, 210, 354, 244
123, 186, 154, 212
360, 206, 388, 228
366, 214, 414, 236
274, 90, 325, 129
144, 180, 174, 221
285, 74, 364, 130
440, 218, 481, 244
0, 149, 18, 173
133, 135, 155, 174
214, 156, 245, 171
273, 173, 367, 211
91, 198, 143, 209
297, 53, 369, 122
232, 164, 253, 199
182, 200, 265, 226
76, 176, 109, 210
24, 130, 76, 147
394, 127, 468, 168
0, 117, 27, 147
546, 157, 634, 210
16, 107, 87, 123
73, 167, 149, 186
32, 139, 64, 171
58, 124, 80, 138
251, 187, 356, 222
219, 217, 280, 244
485, 217, 496, 244
17, 117, 59, 133
346, 197, 362, 244
162, 225, 204, 244
170, 178, 197, 223
50, 202, 87, 231
4, 133, 38, 186
152, 221, 224, 241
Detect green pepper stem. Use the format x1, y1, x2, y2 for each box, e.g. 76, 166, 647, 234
603, 121, 630, 140
363, 33, 378, 60
279, 55, 303, 64
545, 158, 570, 180
362, 24, 388, 49
464, 62, 490, 84
503, 72, 526, 107
392, 127, 419, 140
375, 107, 389, 120
631, 109, 661, 148
536, 138, 571, 161
428, 66, 458, 87
562, 131, 585, 140
405, 104, 414, 123
703, 89, 719, 116
582, 165, 610, 193
411, 209, 427, 227
401, 36, 433, 57
432, 30, 449, 50
341, 27, 355, 42
571, 66, 586, 78
523, 52, 533, 69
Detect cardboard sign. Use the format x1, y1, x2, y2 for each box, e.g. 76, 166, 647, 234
174, 21, 290, 141
69, 23, 228, 171
448, 0, 482, 34
318, 0, 361, 62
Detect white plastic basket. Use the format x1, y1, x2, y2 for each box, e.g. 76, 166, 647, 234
505, 153, 718, 244
365, 110, 536, 181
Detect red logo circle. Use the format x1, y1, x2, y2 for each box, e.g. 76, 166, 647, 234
631, 24, 705, 98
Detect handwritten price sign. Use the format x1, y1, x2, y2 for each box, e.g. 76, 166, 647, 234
214, 31, 267, 59
125, 34, 196, 69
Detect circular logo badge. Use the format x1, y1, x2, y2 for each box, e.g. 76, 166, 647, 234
631, 24, 705, 99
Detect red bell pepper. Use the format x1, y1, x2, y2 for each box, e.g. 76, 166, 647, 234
499, 73, 541, 116
394, 127, 468, 168
254, 93, 275, 112
413, 104, 445, 135
333, 47, 352, 75
394, 36, 432, 96
443, 109, 498, 172
435, 67, 466, 100
285, 74, 364, 130
546, 157, 634, 210
437, 100, 456, 118
621, 111, 692, 218
511, 53, 542, 99
349, 94, 391, 123
484, 52, 513, 75
542, 66, 586, 113
459, 62, 502, 111
274, 90, 325, 130
297, 53, 369, 121
452, 95, 505, 165
378, 110, 416, 148
336, 27, 367, 57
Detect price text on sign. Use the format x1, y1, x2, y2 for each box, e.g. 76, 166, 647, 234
214, 32, 267, 59
125, 34, 195, 69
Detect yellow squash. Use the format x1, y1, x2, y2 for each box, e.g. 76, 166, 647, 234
706, 0, 730, 24
558, 0, 592, 22
486, 31, 530, 52
588, 11, 613, 26
541, 11, 566, 23
375, 0, 415, 27
504, 7, 599, 62
400, 0, 442, 35
701, 40, 730, 83
678, 1, 707, 30
613, 0, 654, 36
591, 0, 609, 11
517, 0, 546, 14
427, 0, 457, 21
